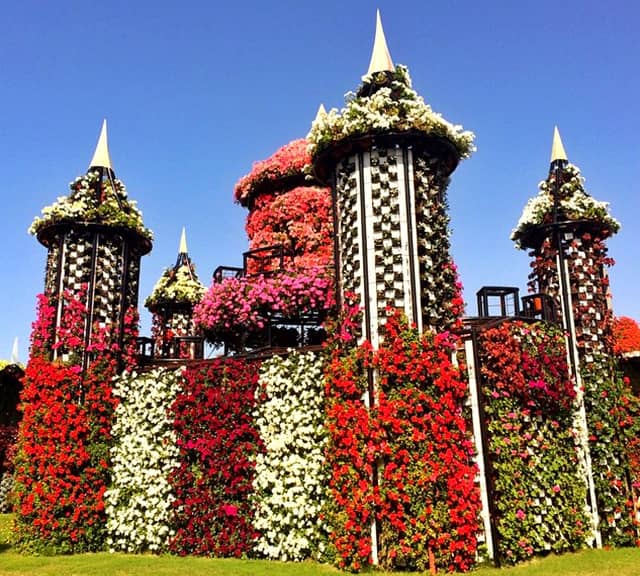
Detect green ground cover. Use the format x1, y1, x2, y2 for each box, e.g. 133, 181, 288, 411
0, 515, 638, 576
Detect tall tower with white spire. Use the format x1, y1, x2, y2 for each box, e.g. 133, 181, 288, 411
145, 228, 205, 359
309, 11, 474, 346
512, 127, 619, 358
30, 120, 152, 367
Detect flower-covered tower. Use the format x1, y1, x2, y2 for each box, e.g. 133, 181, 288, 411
512, 128, 620, 359
194, 137, 334, 351
30, 120, 152, 368
145, 228, 205, 359
308, 12, 473, 346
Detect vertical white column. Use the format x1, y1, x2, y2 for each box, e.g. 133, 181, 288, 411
464, 338, 494, 559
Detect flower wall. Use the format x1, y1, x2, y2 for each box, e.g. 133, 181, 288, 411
582, 357, 640, 545
477, 320, 590, 563
106, 368, 182, 552
169, 359, 262, 556
252, 352, 328, 561
324, 309, 480, 572
13, 291, 135, 553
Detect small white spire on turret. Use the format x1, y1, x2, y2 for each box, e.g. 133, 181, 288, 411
366, 10, 394, 76
179, 227, 188, 254
550, 125, 568, 163
89, 119, 113, 171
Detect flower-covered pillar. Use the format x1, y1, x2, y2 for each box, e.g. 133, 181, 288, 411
30, 120, 152, 369
145, 228, 205, 359
309, 12, 477, 569
512, 128, 618, 359
511, 128, 639, 546
309, 14, 473, 347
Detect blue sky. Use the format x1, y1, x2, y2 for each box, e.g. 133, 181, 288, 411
1, 0, 638, 361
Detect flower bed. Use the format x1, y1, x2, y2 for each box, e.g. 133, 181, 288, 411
194, 267, 335, 349
30, 171, 152, 242
307, 66, 475, 160
234, 139, 312, 206
512, 164, 619, 249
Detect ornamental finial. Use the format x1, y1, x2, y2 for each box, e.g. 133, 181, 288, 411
314, 103, 327, 123
88, 119, 113, 172
550, 126, 568, 164
366, 10, 394, 76
179, 226, 188, 254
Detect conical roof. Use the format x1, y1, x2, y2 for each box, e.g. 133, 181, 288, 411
550, 126, 568, 164
89, 119, 113, 172
367, 10, 394, 75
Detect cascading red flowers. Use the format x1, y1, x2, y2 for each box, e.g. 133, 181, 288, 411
169, 359, 262, 557
12, 291, 127, 553
324, 305, 481, 572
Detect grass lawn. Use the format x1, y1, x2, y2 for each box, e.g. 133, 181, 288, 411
0, 515, 639, 576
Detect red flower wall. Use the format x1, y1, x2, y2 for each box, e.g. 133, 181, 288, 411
169, 359, 262, 556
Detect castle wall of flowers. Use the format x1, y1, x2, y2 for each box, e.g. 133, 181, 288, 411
11, 35, 640, 574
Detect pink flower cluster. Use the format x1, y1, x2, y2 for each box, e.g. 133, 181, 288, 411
194, 267, 335, 346
233, 139, 311, 205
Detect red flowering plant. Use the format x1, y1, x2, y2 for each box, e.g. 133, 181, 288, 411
12, 290, 129, 553
233, 139, 311, 206
477, 320, 590, 563
323, 302, 481, 572
613, 317, 640, 356
245, 186, 333, 269
168, 359, 262, 557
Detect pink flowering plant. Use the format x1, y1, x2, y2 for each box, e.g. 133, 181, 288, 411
194, 267, 335, 350
234, 139, 311, 206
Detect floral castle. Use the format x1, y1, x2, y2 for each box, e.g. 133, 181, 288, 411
7, 11, 639, 572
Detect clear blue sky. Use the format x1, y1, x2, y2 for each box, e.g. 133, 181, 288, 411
1, 0, 638, 361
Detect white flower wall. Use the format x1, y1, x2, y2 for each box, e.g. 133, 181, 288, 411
252, 352, 328, 561
106, 368, 182, 552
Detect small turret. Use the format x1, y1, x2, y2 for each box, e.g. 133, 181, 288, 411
145, 228, 205, 359
30, 120, 152, 368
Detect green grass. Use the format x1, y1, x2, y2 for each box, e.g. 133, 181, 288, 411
0, 515, 638, 576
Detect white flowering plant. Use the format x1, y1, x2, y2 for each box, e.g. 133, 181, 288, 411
30, 171, 152, 241
252, 352, 329, 561
307, 65, 475, 159
105, 368, 182, 553
145, 262, 205, 308
512, 163, 620, 249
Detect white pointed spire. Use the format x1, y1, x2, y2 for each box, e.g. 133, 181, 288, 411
89, 119, 113, 171
367, 10, 394, 75
10, 337, 19, 364
314, 103, 327, 123
179, 227, 188, 254
550, 126, 568, 163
